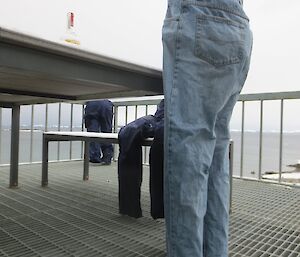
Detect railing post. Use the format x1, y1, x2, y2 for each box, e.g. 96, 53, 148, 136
83, 141, 89, 180
81, 104, 85, 159
258, 100, 264, 180
145, 105, 149, 116
143, 105, 149, 164
30, 105, 34, 163
125, 106, 128, 125
45, 104, 48, 132
42, 134, 49, 187
57, 103, 61, 161
0, 107, 2, 164
279, 99, 284, 183
135, 105, 138, 120
69, 103, 74, 160
240, 101, 245, 178
229, 140, 234, 214
113, 106, 119, 133
113, 105, 119, 162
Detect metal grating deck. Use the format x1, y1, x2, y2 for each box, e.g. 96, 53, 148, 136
0, 162, 299, 257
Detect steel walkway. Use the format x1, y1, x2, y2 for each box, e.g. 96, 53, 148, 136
0, 162, 299, 257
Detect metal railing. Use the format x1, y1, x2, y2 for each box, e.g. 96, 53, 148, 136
112, 98, 163, 163
0, 92, 299, 186
237, 91, 300, 185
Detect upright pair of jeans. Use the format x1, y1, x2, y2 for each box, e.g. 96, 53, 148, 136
86, 119, 103, 162
162, 0, 252, 256
84, 100, 113, 162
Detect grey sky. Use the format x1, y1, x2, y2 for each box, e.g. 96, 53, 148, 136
0, 0, 300, 131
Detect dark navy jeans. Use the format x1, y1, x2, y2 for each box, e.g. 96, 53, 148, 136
149, 121, 164, 219
118, 115, 164, 219
84, 100, 113, 163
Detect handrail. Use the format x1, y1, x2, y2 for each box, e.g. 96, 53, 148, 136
238, 91, 300, 101
0, 90, 299, 186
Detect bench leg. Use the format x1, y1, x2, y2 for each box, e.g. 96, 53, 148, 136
83, 141, 89, 180
42, 136, 49, 186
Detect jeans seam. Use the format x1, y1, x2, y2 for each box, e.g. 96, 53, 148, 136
183, 1, 249, 21
166, 15, 183, 257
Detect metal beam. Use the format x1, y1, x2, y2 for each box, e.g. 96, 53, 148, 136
0, 28, 163, 110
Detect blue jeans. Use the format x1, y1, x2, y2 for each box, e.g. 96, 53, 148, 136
162, 0, 252, 256
84, 100, 114, 163
118, 115, 156, 218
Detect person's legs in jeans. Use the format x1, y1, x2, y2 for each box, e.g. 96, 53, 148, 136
86, 118, 101, 163
162, 1, 252, 256
204, 39, 252, 256
203, 93, 239, 256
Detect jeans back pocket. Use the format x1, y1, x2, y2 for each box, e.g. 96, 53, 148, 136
195, 14, 246, 67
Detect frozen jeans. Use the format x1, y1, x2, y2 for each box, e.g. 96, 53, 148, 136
84, 100, 113, 163
162, 0, 252, 256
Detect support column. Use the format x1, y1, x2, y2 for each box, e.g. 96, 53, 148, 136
10, 104, 20, 188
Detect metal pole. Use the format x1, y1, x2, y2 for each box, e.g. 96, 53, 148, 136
145, 105, 148, 116
229, 140, 234, 214
83, 141, 89, 180
81, 104, 84, 159
135, 105, 138, 120
125, 106, 128, 125
10, 105, 20, 188
30, 105, 34, 163
258, 100, 264, 180
45, 104, 48, 132
41, 134, 49, 187
279, 99, 284, 183
144, 105, 149, 164
240, 101, 245, 178
57, 103, 61, 161
113, 106, 118, 162
69, 103, 74, 160
0, 107, 2, 164
113, 106, 118, 133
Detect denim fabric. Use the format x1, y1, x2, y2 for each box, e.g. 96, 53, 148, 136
149, 121, 164, 219
155, 99, 165, 121
85, 118, 102, 162
84, 100, 113, 163
118, 100, 165, 218
162, 0, 252, 256
118, 115, 157, 218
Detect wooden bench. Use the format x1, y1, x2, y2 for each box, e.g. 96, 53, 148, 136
42, 131, 234, 211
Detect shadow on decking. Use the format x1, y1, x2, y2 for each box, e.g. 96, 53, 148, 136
0, 162, 299, 257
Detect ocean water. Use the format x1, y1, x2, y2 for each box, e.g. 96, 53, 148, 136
0, 129, 299, 179
230, 131, 300, 178
0, 127, 84, 164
